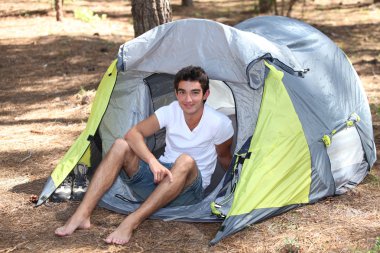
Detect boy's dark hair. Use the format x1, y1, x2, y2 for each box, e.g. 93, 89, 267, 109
174, 66, 209, 94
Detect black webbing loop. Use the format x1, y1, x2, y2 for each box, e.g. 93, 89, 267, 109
237, 152, 252, 165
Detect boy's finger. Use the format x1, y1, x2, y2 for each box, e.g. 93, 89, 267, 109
167, 170, 173, 182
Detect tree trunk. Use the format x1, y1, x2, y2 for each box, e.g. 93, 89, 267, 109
55, 0, 63, 21
131, 0, 172, 38
274, 0, 278, 15
258, 0, 273, 13
280, 0, 284, 15
182, 0, 193, 7
286, 0, 298, 17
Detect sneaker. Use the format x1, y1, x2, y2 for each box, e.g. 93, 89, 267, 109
72, 164, 89, 201
50, 173, 73, 202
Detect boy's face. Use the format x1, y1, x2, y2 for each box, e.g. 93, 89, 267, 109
175, 80, 209, 116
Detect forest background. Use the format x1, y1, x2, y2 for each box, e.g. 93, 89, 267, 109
0, 0, 379, 252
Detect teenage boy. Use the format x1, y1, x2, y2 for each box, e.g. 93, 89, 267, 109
55, 66, 234, 245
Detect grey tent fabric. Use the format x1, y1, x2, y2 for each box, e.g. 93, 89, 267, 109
211, 205, 301, 245
117, 19, 306, 83
235, 16, 375, 168
91, 16, 375, 244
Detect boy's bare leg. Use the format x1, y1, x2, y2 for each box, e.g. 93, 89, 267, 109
55, 139, 139, 236
104, 154, 199, 245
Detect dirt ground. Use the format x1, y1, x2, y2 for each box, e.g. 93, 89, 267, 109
0, 0, 379, 252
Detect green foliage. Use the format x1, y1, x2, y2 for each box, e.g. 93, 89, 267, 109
369, 104, 380, 118
280, 238, 301, 253
367, 237, 380, 253
79, 86, 87, 95
74, 7, 107, 23
362, 172, 380, 189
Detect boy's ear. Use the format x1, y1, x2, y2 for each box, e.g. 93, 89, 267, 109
204, 89, 210, 99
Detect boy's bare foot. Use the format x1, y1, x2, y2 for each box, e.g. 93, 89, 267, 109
55, 215, 91, 236
104, 216, 137, 245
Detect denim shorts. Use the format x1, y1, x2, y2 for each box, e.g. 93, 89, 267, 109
120, 160, 204, 207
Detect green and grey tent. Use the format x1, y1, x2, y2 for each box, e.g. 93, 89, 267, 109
37, 16, 376, 244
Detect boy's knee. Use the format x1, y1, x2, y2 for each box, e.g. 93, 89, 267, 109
175, 154, 196, 171
173, 154, 199, 186
112, 138, 132, 155
113, 138, 139, 174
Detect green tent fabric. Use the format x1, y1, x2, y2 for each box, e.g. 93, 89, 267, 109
229, 62, 311, 216
36, 60, 117, 205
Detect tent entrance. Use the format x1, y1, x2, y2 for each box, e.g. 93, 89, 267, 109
143, 73, 237, 194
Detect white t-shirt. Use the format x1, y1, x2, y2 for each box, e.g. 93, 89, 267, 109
155, 101, 234, 188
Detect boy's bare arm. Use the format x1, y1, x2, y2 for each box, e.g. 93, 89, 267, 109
124, 114, 173, 183
216, 137, 233, 171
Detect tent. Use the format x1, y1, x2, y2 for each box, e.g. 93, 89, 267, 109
36, 16, 376, 244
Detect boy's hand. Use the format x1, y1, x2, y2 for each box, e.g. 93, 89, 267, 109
149, 159, 173, 184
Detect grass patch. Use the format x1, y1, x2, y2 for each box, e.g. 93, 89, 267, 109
362, 171, 380, 188
279, 238, 301, 253
74, 7, 107, 23
368, 237, 380, 253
